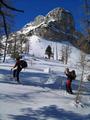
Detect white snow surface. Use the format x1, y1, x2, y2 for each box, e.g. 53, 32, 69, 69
0, 54, 90, 120
28, 35, 86, 65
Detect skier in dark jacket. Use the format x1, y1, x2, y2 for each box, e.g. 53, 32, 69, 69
64, 68, 76, 94
11, 57, 22, 83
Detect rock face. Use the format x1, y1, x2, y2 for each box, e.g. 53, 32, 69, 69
28, 8, 75, 42
45, 8, 75, 33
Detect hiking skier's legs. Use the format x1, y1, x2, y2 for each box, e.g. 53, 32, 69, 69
69, 82, 73, 94
66, 80, 70, 93
13, 69, 17, 78
16, 69, 21, 83
66, 80, 73, 94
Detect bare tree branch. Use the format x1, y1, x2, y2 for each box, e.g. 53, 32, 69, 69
0, 0, 24, 13
0, 0, 24, 62
0, 10, 8, 39
0, 10, 8, 62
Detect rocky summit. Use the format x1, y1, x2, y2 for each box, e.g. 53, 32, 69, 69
27, 8, 76, 42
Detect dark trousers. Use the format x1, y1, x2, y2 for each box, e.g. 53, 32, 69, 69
13, 69, 22, 82
66, 80, 73, 94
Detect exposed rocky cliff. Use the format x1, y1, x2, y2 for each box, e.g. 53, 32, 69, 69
27, 8, 76, 43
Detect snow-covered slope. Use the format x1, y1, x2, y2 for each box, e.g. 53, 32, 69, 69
28, 35, 81, 65
0, 56, 90, 120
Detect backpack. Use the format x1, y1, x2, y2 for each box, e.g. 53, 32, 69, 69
20, 60, 27, 68
71, 70, 76, 80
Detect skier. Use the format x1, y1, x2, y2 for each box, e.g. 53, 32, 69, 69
64, 68, 76, 94
11, 57, 22, 83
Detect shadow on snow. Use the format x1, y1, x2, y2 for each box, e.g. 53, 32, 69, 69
9, 105, 90, 120
0, 68, 89, 94
0, 68, 80, 91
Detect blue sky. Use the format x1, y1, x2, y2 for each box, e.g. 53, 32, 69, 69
13, 0, 84, 32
